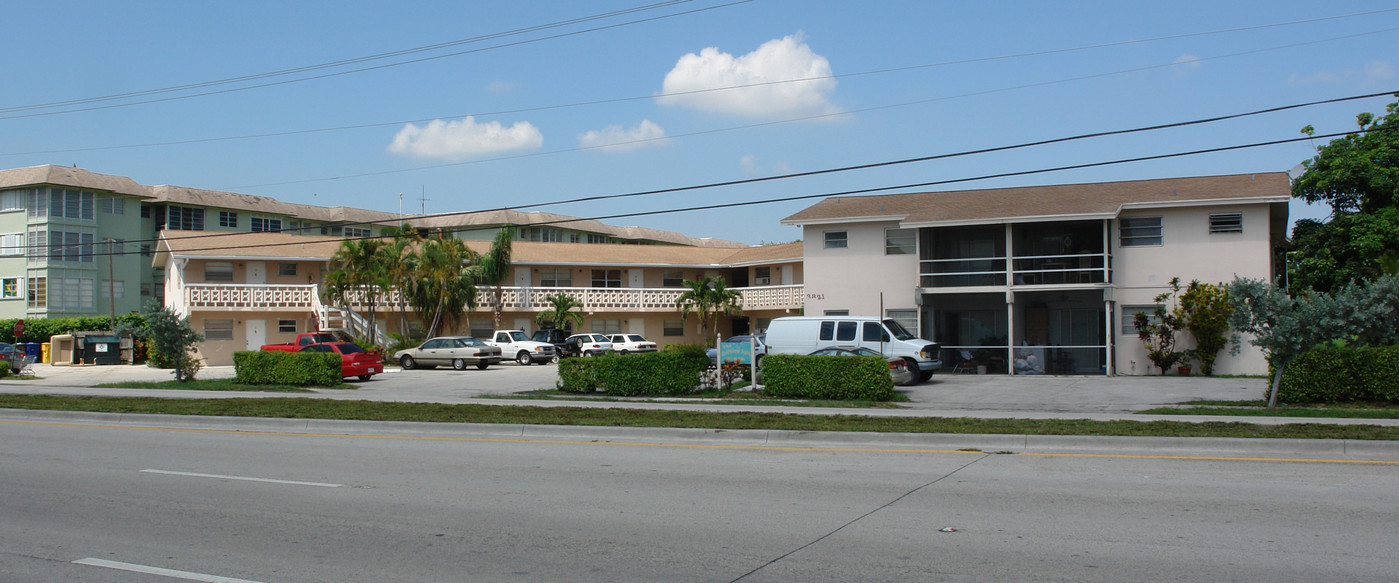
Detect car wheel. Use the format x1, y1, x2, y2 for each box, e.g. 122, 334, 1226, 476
550, 354, 560, 364
476, 361, 490, 370
516, 351, 532, 365
452, 358, 468, 370
357, 374, 372, 381
901, 359, 922, 386
399, 355, 417, 370
619, 350, 629, 355
918, 369, 935, 383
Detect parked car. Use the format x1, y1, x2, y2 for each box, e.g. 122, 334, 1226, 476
564, 333, 614, 357
0, 342, 24, 372
261, 332, 340, 353
484, 330, 556, 365
608, 334, 657, 355
764, 316, 940, 385
531, 328, 572, 360
394, 336, 503, 370
808, 346, 915, 386
297, 342, 383, 381
706, 334, 767, 365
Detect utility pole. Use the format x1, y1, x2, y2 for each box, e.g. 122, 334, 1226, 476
103, 238, 116, 330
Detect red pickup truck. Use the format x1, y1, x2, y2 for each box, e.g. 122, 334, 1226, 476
260, 333, 339, 352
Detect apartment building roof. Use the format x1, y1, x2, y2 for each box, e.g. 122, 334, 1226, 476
0, 165, 152, 197
409, 209, 748, 248
154, 232, 799, 269
781, 173, 1292, 227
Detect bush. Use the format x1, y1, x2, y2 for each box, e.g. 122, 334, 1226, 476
555, 351, 711, 396
0, 314, 147, 345
762, 354, 895, 401
233, 351, 343, 387
1279, 345, 1399, 403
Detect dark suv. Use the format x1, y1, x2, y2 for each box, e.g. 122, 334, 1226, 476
530, 329, 575, 360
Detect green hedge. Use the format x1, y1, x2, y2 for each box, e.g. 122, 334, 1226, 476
232, 351, 343, 387
1280, 345, 1399, 403
556, 351, 710, 396
762, 354, 895, 401
0, 315, 147, 345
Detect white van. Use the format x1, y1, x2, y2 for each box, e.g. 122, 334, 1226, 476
763, 316, 942, 385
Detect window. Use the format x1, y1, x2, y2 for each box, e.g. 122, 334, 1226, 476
278, 263, 297, 276
141, 282, 152, 297
754, 266, 771, 285
141, 244, 152, 257
102, 280, 125, 299
1, 277, 21, 299
320, 225, 343, 236
141, 204, 151, 218
1122, 305, 1162, 335
205, 320, 234, 341
824, 231, 848, 249
219, 211, 238, 228
863, 322, 889, 342
591, 269, 622, 288
26, 229, 45, 261
0, 233, 21, 256
586, 233, 609, 244
1209, 213, 1243, 234
167, 205, 205, 230
345, 227, 371, 238
49, 189, 95, 220
27, 189, 46, 218
663, 320, 684, 336
540, 268, 572, 287
205, 261, 234, 282
251, 217, 282, 232
50, 277, 94, 309
27, 277, 46, 308
823, 310, 850, 316
100, 197, 125, 215
1119, 217, 1162, 246
886, 309, 919, 336
278, 320, 297, 333
819, 321, 835, 341
0, 188, 26, 211
662, 270, 684, 287
48, 231, 94, 263
590, 319, 622, 334
885, 228, 916, 255
836, 321, 858, 341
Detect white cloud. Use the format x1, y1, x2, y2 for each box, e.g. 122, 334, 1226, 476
1171, 54, 1201, 75
1289, 60, 1395, 86
577, 120, 667, 151
658, 33, 839, 119
388, 116, 542, 160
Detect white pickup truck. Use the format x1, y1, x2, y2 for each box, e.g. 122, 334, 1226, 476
486, 330, 557, 365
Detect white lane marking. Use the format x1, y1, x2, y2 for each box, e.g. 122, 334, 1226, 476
141, 469, 342, 488
74, 558, 266, 582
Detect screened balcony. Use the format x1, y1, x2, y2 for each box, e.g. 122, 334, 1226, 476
919, 221, 1111, 288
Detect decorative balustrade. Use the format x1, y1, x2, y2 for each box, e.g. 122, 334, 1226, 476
185, 284, 319, 310
185, 283, 804, 313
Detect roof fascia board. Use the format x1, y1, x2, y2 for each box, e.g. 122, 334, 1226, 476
901, 212, 1115, 229
780, 214, 908, 226
1117, 195, 1291, 212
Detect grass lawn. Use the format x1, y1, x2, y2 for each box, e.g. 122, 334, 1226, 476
1, 394, 1396, 440
1140, 400, 1399, 419
481, 389, 909, 409
92, 379, 352, 392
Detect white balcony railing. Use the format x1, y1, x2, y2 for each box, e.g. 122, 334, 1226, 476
184, 283, 804, 313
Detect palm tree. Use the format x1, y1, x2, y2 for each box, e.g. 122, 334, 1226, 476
377, 225, 421, 340
408, 234, 479, 337
325, 237, 386, 343
535, 291, 585, 332
475, 228, 513, 330
675, 275, 743, 345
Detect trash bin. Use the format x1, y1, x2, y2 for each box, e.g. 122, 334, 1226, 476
83, 335, 122, 365
40, 342, 50, 364
24, 343, 39, 359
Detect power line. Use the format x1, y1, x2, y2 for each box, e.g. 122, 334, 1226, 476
0, 1, 754, 121
7, 7, 1396, 154
73, 123, 1393, 259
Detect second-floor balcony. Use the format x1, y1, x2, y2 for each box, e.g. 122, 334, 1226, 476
920, 252, 1110, 288
181, 283, 805, 313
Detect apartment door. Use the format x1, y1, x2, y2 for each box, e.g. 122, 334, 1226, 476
628, 269, 644, 288
247, 262, 266, 284
245, 320, 266, 351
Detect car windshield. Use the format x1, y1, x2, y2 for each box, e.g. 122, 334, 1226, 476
882, 319, 917, 341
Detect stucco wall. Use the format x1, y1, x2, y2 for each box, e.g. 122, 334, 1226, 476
802, 221, 919, 318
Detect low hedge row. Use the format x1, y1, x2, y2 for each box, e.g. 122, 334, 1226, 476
1279, 345, 1399, 403
761, 354, 895, 401
232, 351, 343, 387
556, 350, 711, 396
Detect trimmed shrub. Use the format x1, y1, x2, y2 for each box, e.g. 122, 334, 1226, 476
233, 351, 342, 387
1279, 345, 1399, 403
762, 354, 895, 401
555, 351, 711, 396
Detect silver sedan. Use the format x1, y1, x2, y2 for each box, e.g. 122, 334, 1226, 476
394, 336, 503, 370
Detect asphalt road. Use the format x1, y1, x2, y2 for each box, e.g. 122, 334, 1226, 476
3, 416, 1397, 582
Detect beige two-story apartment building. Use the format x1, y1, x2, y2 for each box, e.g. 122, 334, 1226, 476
782, 173, 1288, 376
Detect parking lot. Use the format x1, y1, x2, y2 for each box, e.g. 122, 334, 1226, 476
0, 360, 1270, 415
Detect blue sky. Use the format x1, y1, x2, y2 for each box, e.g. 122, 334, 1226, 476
4, 1, 1396, 244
